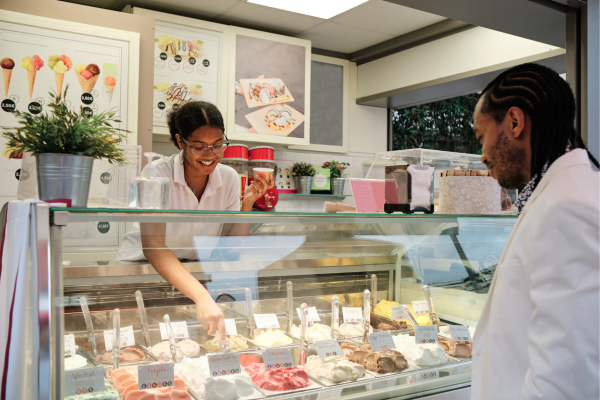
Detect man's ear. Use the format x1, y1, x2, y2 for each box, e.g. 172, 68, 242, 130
506, 107, 527, 139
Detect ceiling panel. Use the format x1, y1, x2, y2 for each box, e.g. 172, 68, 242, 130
213, 2, 325, 36
296, 21, 395, 53
332, 0, 446, 36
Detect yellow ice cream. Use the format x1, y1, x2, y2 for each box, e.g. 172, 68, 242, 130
53, 61, 68, 74
75, 63, 86, 74
156, 35, 174, 45
154, 82, 169, 92
21, 57, 33, 71
47, 55, 60, 70
373, 300, 432, 326
202, 334, 249, 352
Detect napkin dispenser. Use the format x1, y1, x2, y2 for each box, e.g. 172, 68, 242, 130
384, 165, 434, 214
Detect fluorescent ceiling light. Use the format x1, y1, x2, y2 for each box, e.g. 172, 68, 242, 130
247, 0, 369, 19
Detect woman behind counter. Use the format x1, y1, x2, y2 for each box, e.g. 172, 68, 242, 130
117, 101, 274, 340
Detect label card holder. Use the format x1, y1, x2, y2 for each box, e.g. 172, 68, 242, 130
103, 325, 135, 350
411, 300, 429, 316
296, 307, 321, 322
208, 353, 242, 377
414, 326, 438, 345
263, 348, 294, 370
225, 319, 237, 336
138, 363, 175, 390
448, 326, 472, 342
254, 314, 280, 329
313, 339, 343, 358
65, 367, 105, 396
342, 307, 363, 323
390, 305, 404, 321
367, 332, 396, 351
64, 334, 76, 356
159, 321, 190, 340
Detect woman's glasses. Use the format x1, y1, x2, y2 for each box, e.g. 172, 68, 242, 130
181, 137, 230, 156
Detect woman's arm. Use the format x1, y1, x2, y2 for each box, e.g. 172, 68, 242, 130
223, 174, 274, 236
140, 222, 226, 341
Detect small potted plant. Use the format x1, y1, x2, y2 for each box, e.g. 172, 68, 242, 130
2, 86, 126, 207
291, 162, 316, 194
323, 160, 350, 195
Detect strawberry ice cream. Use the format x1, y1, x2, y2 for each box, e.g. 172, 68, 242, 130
108, 364, 192, 400
80, 70, 93, 79
244, 363, 310, 391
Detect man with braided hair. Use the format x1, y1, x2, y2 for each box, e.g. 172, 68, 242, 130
471, 63, 599, 399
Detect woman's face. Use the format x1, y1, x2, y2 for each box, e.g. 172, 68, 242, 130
177, 126, 225, 176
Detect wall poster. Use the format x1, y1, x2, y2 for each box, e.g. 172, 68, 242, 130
152, 20, 223, 128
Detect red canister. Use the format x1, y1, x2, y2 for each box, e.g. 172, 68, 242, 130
223, 144, 249, 161
249, 146, 275, 162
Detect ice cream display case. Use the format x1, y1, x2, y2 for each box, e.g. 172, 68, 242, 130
26, 205, 516, 399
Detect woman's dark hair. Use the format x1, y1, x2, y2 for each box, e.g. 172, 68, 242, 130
167, 101, 225, 149
479, 63, 599, 191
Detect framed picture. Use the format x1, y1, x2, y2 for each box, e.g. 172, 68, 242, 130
132, 8, 231, 139
227, 27, 311, 146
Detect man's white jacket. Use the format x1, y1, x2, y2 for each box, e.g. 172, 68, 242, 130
471, 149, 599, 399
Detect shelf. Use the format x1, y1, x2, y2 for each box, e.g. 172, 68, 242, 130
279, 193, 352, 199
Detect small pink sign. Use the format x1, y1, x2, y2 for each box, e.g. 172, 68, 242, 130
350, 180, 385, 213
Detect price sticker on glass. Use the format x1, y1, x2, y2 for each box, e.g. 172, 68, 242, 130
65, 367, 105, 396
103, 325, 135, 349
414, 326, 438, 345
342, 307, 363, 323
263, 348, 294, 370
367, 332, 396, 351
64, 334, 76, 356
254, 314, 280, 329
296, 307, 321, 322
225, 319, 237, 335
159, 321, 190, 340
448, 325, 472, 342
138, 363, 175, 390
313, 339, 343, 358
411, 300, 429, 316
208, 353, 242, 377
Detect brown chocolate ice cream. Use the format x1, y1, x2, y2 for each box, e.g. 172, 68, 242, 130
439, 338, 472, 358
95, 347, 145, 364
1, 58, 15, 69
86, 63, 100, 76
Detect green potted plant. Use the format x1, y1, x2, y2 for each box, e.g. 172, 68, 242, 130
323, 160, 350, 195
291, 162, 316, 194
2, 86, 127, 207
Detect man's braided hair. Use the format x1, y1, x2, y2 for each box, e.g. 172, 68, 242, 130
479, 63, 599, 191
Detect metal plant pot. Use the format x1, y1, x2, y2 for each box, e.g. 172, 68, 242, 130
36, 153, 94, 207
295, 176, 313, 194
331, 177, 345, 195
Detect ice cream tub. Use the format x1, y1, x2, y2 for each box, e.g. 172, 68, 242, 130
238, 352, 323, 397
286, 314, 334, 343
337, 340, 421, 378
370, 315, 413, 335
80, 342, 155, 367
248, 328, 299, 350
64, 348, 99, 371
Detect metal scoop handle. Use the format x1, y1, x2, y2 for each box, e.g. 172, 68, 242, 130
136, 291, 151, 348
300, 303, 308, 366
79, 297, 97, 358
245, 288, 256, 339
400, 305, 419, 327
331, 296, 339, 340
164, 314, 178, 363
286, 281, 293, 333
112, 309, 120, 370
423, 285, 439, 326
363, 290, 370, 344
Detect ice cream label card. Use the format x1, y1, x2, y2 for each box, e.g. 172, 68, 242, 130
138, 363, 175, 390
159, 321, 189, 340
313, 339, 343, 358
103, 325, 135, 350
414, 326, 438, 345
369, 378, 397, 391
64, 334, 76, 356
239, 78, 294, 108
342, 307, 363, 323
225, 319, 237, 335
245, 103, 305, 137
65, 367, 105, 396
254, 314, 280, 329
412, 300, 429, 316
208, 353, 242, 376
367, 332, 396, 351
390, 305, 404, 321
263, 348, 294, 370
448, 326, 472, 342
296, 307, 321, 322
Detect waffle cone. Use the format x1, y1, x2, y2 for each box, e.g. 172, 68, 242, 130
27, 70, 36, 100
54, 71, 65, 97
77, 73, 99, 93
2, 68, 12, 98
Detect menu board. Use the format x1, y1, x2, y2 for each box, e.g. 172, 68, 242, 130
152, 21, 222, 127
0, 20, 128, 131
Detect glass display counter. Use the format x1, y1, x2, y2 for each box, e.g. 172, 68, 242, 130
28, 205, 516, 399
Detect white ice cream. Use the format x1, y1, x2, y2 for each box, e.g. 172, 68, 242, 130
259, 88, 271, 104
303, 355, 365, 382
268, 78, 283, 92
290, 323, 331, 341
175, 356, 254, 400
150, 339, 200, 359
338, 323, 373, 337
392, 334, 449, 366
64, 354, 88, 370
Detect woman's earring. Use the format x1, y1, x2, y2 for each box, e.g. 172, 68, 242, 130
179, 149, 184, 165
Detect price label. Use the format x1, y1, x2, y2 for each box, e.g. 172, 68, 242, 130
64, 334, 76, 356
263, 348, 294, 370
367, 332, 396, 351
159, 321, 190, 340
208, 353, 242, 377
138, 363, 175, 390
448, 325, 472, 342
296, 307, 321, 322
313, 339, 343, 358
369, 378, 396, 391
225, 319, 237, 335
65, 367, 105, 396
254, 314, 280, 329
103, 325, 135, 350
414, 326, 438, 345
412, 300, 429, 316
390, 305, 404, 321
416, 370, 439, 382
342, 307, 363, 323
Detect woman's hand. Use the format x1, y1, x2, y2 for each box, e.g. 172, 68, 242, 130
242, 173, 275, 210
196, 297, 226, 342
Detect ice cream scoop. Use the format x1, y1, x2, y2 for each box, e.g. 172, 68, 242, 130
53, 61, 68, 74
59, 55, 73, 71
75, 63, 86, 74
290, 324, 331, 341
104, 76, 116, 87
1, 58, 15, 69
303, 355, 366, 382
151, 339, 200, 359
47, 55, 60, 70
245, 362, 310, 391
202, 334, 249, 352
439, 338, 472, 358
86, 63, 100, 76
31, 55, 43, 71
339, 342, 408, 374
1, 58, 15, 99
80, 70, 93, 79
250, 330, 293, 347
21, 57, 33, 71
64, 354, 88, 370
392, 334, 449, 366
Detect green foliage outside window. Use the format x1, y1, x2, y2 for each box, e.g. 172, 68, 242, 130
392, 93, 482, 154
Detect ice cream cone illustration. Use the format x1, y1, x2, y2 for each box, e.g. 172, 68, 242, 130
21, 55, 43, 100
1, 58, 14, 98
48, 55, 72, 97
76, 63, 100, 93
104, 76, 116, 105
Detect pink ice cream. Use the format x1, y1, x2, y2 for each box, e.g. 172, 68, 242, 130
59, 55, 72, 71
80, 70, 93, 79
104, 76, 116, 86
31, 55, 44, 71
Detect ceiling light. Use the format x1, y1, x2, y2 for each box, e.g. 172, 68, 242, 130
247, 0, 369, 19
